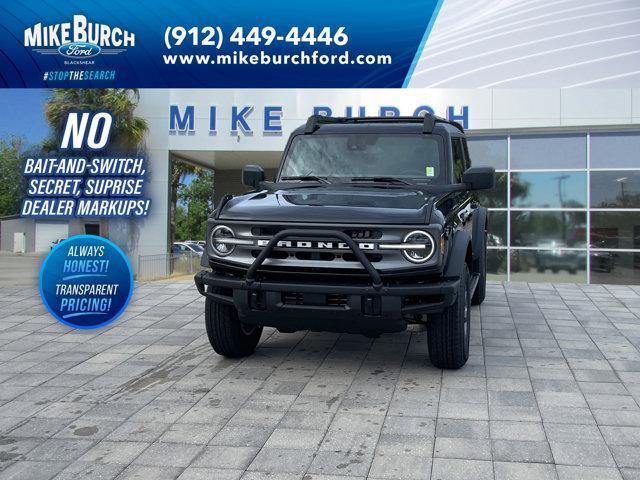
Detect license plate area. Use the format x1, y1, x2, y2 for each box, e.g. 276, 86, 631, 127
281, 292, 348, 307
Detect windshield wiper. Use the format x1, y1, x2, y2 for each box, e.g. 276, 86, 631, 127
281, 175, 330, 184
350, 176, 415, 186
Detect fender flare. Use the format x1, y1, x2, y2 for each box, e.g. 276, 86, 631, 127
472, 207, 488, 263
444, 229, 471, 279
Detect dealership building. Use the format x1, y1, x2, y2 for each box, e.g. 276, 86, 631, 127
2, 88, 639, 285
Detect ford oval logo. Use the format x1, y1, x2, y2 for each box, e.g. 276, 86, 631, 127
57, 42, 101, 59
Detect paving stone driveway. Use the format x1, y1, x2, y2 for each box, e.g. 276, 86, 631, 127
1, 280, 640, 479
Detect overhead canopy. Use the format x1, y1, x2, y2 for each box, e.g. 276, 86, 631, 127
171, 150, 282, 170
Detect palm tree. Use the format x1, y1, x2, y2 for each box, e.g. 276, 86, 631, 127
170, 157, 197, 245
44, 89, 147, 152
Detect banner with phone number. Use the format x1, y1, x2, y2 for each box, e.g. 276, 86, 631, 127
0, 0, 442, 88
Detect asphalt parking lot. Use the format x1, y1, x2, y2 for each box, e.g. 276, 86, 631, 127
1, 280, 640, 480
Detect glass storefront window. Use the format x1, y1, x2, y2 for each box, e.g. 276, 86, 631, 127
590, 170, 640, 208
467, 136, 508, 170
511, 134, 586, 170
511, 172, 586, 208
511, 211, 586, 248
475, 172, 507, 208
510, 249, 587, 283
487, 211, 507, 247
591, 133, 640, 169
590, 251, 640, 285
464, 130, 640, 285
590, 212, 640, 250
487, 249, 507, 280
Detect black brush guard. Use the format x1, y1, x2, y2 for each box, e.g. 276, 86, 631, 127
194, 229, 460, 335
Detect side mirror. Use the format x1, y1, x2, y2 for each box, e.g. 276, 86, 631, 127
462, 166, 495, 190
242, 165, 265, 188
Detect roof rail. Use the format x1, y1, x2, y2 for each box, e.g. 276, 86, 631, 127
303, 114, 464, 134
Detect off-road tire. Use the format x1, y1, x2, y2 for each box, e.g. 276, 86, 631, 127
427, 264, 471, 369
471, 232, 487, 305
205, 288, 262, 358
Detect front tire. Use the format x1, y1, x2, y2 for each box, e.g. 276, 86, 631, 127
205, 288, 262, 358
427, 264, 471, 369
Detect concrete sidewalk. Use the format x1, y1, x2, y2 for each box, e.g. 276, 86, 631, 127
1, 280, 640, 479
0, 253, 46, 287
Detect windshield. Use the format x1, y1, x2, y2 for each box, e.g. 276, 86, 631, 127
280, 134, 443, 183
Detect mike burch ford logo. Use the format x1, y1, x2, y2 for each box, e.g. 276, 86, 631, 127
24, 15, 134, 64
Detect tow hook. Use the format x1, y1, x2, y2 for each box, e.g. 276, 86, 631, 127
362, 295, 381, 315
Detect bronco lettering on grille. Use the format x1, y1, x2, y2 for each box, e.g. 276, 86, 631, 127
255, 239, 375, 250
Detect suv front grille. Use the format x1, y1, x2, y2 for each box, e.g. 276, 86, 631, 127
344, 229, 382, 239
343, 253, 382, 263
251, 226, 282, 236
214, 222, 437, 272
295, 252, 336, 261
251, 226, 382, 240
250, 250, 288, 259
249, 250, 382, 263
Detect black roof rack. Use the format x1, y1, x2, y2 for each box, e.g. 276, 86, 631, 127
303, 114, 464, 135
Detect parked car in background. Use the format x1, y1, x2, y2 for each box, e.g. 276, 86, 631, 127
50, 238, 66, 250
172, 242, 205, 255
591, 240, 616, 273
534, 241, 580, 274
185, 240, 206, 247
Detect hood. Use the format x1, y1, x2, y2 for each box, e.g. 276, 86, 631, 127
219, 186, 434, 224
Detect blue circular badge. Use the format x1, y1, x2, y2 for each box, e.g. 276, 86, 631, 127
39, 235, 133, 329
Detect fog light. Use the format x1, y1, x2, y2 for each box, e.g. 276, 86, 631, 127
402, 230, 435, 263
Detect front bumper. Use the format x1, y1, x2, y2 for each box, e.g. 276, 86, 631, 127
196, 227, 457, 335
194, 269, 459, 335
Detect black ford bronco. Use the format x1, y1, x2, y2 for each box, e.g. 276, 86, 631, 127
195, 114, 495, 369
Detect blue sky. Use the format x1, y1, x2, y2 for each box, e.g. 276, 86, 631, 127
0, 89, 50, 145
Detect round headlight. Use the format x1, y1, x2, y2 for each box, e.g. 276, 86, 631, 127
402, 230, 436, 263
210, 225, 235, 256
